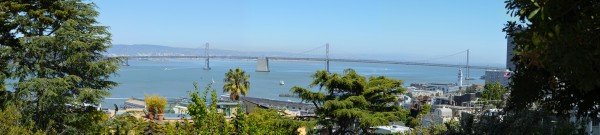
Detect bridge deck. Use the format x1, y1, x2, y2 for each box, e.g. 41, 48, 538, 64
109, 55, 503, 70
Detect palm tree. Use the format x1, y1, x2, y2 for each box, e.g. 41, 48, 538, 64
223, 68, 250, 101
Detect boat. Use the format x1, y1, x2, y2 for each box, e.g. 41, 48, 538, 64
279, 80, 285, 85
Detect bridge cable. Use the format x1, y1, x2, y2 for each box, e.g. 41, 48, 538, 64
295, 45, 326, 55
409, 50, 468, 63
286, 45, 327, 58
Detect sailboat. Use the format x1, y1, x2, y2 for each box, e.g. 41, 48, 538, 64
279, 80, 285, 85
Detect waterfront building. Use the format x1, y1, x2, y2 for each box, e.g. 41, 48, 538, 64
240, 96, 315, 117
217, 102, 239, 119
482, 69, 511, 86
410, 83, 460, 93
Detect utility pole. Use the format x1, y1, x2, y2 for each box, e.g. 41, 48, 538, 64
203, 43, 211, 70
326, 43, 330, 73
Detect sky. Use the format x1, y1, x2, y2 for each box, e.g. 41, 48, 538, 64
93, 1, 511, 66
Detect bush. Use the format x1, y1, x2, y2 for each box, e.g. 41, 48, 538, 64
145, 95, 167, 114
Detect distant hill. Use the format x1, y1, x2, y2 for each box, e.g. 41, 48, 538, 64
106, 44, 313, 57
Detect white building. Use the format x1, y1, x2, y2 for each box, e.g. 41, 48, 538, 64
411, 90, 444, 98
421, 107, 454, 127
372, 125, 411, 134
397, 95, 412, 108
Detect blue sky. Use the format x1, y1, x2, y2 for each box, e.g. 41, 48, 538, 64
94, 1, 511, 66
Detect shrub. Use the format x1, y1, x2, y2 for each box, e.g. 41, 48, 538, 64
145, 95, 167, 114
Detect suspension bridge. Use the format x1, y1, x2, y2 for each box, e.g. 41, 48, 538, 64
113, 43, 504, 79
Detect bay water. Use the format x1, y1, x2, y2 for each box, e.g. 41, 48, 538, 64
102, 59, 485, 107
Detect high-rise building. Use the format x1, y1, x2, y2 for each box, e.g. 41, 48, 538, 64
506, 36, 516, 71
484, 69, 511, 86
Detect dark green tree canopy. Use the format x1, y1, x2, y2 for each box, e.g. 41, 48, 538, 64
0, 0, 117, 133
292, 69, 408, 134
505, 0, 600, 117
481, 82, 508, 101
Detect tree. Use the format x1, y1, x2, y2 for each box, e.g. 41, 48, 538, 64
444, 120, 463, 135
407, 103, 430, 128
464, 84, 481, 93
188, 83, 208, 134
244, 108, 307, 135
144, 95, 167, 120
481, 82, 508, 101
232, 104, 249, 135
104, 113, 147, 135
0, 104, 43, 135
223, 68, 250, 101
187, 82, 230, 134
0, 0, 118, 133
291, 69, 408, 134
505, 0, 600, 117
408, 123, 447, 135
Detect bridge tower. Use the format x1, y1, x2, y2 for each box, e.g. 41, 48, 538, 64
203, 43, 211, 70
464, 49, 471, 85
123, 46, 130, 66
467, 49, 470, 79
256, 57, 270, 72
326, 43, 330, 73
124, 57, 129, 66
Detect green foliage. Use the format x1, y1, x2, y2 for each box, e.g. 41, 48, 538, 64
419, 104, 431, 117
406, 104, 430, 128
480, 82, 508, 108
444, 120, 462, 135
232, 105, 248, 135
240, 108, 308, 135
406, 117, 421, 128
454, 109, 585, 135
145, 95, 167, 114
223, 68, 250, 101
104, 114, 147, 135
188, 83, 208, 130
292, 69, 408, 134
481, 82, 507, 101
464, 84, 481, 93
408, 124, 447, 135
505, 0, 600, 117
187, 82, 230, 134
0, 104, 43, 135
0, 0, 118, 133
